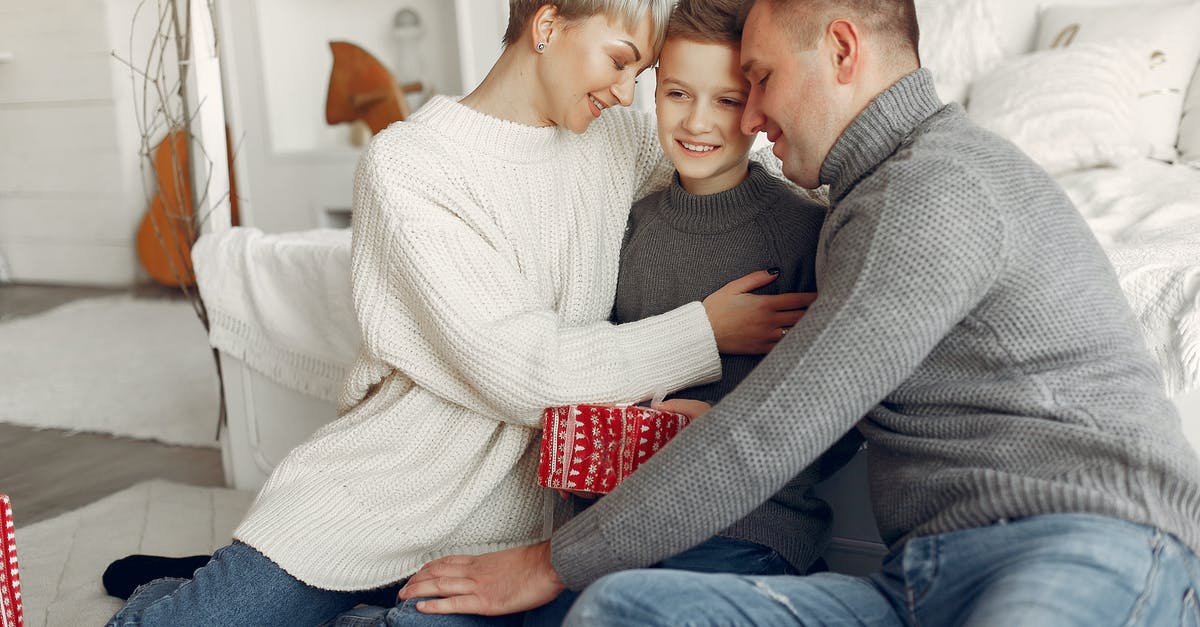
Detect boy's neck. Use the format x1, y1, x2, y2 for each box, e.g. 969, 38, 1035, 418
677, 161, 751, 196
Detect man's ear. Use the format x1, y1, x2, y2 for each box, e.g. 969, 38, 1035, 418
826, 19, 861, 84
531, 4, 561, 51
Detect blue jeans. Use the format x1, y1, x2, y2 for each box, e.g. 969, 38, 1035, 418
565, 514, 1200, 626
335, 535, 798, 627
105, 541, 402, 626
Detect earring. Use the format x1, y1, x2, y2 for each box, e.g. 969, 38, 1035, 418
536, 42, 546, 53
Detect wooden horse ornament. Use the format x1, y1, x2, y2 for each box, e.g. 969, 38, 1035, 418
325, 41, 423, 135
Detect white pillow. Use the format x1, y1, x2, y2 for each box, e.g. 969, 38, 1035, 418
967, 42, 1151, 175
914, 0, 1006, 104
1036, 1, 1200, 162
1179, 61, 1200, 166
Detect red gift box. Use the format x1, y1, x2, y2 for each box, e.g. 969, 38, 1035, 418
538, 404, 691, 494
1, 495, 22, 627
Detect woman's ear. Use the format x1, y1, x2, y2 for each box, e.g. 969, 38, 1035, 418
531, 4, 560, 52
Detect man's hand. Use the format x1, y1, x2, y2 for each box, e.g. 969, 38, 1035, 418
703, 269, 816, 355
398, 541, 565, 616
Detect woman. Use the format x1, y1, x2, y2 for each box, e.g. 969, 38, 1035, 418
105, 2, 809, 625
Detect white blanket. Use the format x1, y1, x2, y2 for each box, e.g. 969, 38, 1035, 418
193, 228, 357, 403
191, 160, 1200, 403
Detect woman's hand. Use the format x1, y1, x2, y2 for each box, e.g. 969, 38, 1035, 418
652, 398, 712, 420
702, 269, 817, 354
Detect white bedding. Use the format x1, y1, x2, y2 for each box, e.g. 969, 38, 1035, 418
191, 159, 1200, 403
1057, 160, 1200, 397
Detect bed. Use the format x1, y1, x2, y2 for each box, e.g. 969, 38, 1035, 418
192, 0, 1200, 576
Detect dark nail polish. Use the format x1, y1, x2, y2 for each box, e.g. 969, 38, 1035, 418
767, 267, 781, 275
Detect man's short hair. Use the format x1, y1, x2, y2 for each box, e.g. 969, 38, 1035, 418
738, 0, 920, 61
666, 0, 744, 46
503, 1, 673, 54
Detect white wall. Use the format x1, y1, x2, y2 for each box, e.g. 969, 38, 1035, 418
254, 0, 465, 154
0, 0, 150, 285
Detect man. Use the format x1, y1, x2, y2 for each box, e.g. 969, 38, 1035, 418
399, 1, 1200, 624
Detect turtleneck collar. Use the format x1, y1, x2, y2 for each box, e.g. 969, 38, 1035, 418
819, 68, 944, 203
657, 161, 785, 233
409, 95, 565, 163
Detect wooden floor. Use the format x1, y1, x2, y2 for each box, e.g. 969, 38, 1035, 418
0, 283, 226, 527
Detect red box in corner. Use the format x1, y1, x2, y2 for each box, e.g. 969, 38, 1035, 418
538, 404, 691, 494
1, 494, 22, 627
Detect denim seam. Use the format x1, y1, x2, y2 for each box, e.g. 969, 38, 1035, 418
1123, 530, 1165, 627
1184, 588, 1199, 627
905, 536, 939, 626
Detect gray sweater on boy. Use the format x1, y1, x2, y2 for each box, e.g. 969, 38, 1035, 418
614, 161, 824, 405
612, 163, 858, 572
551, 68, 1200, 588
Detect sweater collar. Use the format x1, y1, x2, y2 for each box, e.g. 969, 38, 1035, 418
820, 68, 943, 203
409, 95, 564, 163
658, 162, 783, 233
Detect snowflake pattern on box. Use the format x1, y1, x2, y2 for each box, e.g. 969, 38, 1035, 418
538, 405, 691, 494
0, 495, 22, 627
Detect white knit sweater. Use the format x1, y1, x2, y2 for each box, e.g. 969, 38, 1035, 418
232, 96, 723, 591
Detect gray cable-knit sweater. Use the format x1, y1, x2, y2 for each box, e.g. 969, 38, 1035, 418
550, 68, 1200, 589
612, 162, 860, 572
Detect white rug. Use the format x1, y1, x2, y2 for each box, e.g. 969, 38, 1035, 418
0, 296, 220, 448
14, 480, 253, 627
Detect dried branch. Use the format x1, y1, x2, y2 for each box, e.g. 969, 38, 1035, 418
113, 0, 233, 439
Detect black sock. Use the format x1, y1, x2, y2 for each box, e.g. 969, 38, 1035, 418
102, 554, 213, 600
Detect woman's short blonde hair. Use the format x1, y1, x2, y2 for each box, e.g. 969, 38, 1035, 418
504, 0, 673, 55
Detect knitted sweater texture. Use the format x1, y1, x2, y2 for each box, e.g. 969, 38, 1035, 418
551, 69, 1200, 588
233, 96, 724, 590
614, 163, 856, 571
615, 162, 824, 405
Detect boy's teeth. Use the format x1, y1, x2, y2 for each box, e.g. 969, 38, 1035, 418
590, 95, 606, 110
682, 142, 715, 152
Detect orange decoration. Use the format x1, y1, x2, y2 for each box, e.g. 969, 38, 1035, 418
135, 127, 239, 287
